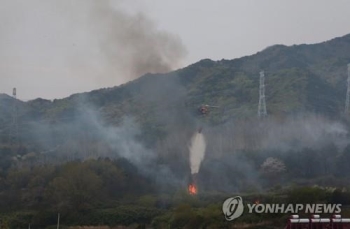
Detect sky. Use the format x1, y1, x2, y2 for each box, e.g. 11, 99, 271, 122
1, 0, 350, 100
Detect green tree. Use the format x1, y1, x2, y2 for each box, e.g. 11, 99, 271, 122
46, 162, 102, 212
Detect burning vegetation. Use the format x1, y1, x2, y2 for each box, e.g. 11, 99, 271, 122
188, 173, 199, 195
188, 183, 197, 195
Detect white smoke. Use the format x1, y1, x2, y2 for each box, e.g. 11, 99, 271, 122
189, 132, 206, 174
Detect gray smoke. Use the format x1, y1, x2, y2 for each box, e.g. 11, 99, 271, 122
205, 114, 349, 155
261, 115, 349, 152
0, 0, 187, 99
26, 104, 152, 164
21, 98, 185, 189
88, 0, 187, 81
198, 114, 350, 192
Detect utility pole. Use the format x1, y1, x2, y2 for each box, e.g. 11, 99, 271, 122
345, 64, 350, 114
57, 213, 60, 229
258, 71, 267, 118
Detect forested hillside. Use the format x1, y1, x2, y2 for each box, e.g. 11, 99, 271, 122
1, 33, 350, 228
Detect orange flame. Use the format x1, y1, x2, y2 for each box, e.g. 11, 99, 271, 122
188, 184, 197, 195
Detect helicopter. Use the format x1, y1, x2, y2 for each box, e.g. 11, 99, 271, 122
198, 104, 219, 115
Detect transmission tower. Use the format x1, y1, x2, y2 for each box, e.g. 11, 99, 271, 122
258, 71, 267, 118
9, 88, 19, 144
345, 64, 350, 114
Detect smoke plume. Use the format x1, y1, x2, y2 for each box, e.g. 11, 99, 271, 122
189, 132, 206, 174
88, 0, 187, 82
0, 0, 187, 99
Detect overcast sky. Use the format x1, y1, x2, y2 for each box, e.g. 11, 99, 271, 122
1, 0, 350, 100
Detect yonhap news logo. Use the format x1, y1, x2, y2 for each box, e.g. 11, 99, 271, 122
222, 196, 342, 221
222, 196, 244, 221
